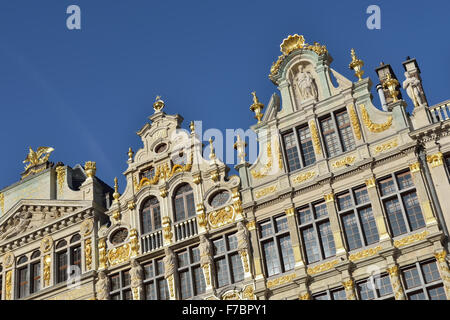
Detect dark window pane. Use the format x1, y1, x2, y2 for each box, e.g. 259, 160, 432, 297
56, 251, 68, 283
283, 132, 301, 172
156, 259, 165, 275
379, 177, 396, 196
177, 251, 189, 268
158, 278, 169, 300
298, 207, 313, 225
275, 216, 288, 232
337, 193, 353, 211
193, 266, 206, 295
384, 198, 407, 237
354, 187, 369, 205
336, 111, 355, 152
402, 192, 425, 231
263, 240, 281, 277
213, 239, 225, 255
376, 275, 393, 297
314, 203, 328, 219
110, 273, 120, 291
186, 193, 196, 218
145, 281, 156, 300
31, 262, 40, 293
215, 258, 229, 287
302, 227, 320, 264
122, 270, 131, 287
397, 172, 414, 190
279, 235, 295, 271
144, 262, 154, 279
357, 281, 375, 300
123, 289, 133, 300
318, 221, 336, 258
298, 126, 316, 167
260, 221, 273, 238
228, 234, 238, 251
191, 247, 201, 264
428, 285, 446, 300
403, 267, 422, 289
421, 261, 441, 284
230, 253, 245, 283
313, 292, 329, 300
331, 288, 346, 300
359, 207, 379, 245
210, 191, 230, 208
408, 291, 425, 300
179, 271, 192, 299
342, 213, 362, 250
174, 197, 185, 222
18, 267, 29, 298
320, 116, 340, 157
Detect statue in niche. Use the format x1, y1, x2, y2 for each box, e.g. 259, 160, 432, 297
130, 258, 144, 300
95, 271, 110, 300
296, 65, 318, 101
199, 235, 213, 266
163, 247, 176, 279
402, 72, 425, 107
236, 221, 249, 252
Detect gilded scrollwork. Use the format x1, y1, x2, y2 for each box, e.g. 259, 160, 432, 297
85, 238, 92, 271
107, 243, 131, 266
208, 205, 235, 229
394, 230, 428, 248
307, 259, 338, 275
266, 273, 295, 288
309, 120, 322, 155
349, 246, 382, 262
331, 156, 356, 168
43, 254, 51, 287
5, 270, 12, 300
348, 104, 361, 140
292, 171, 316, 184
254, 185, 277, 199
56, 166, 66, 196
360, 105, 393, 133
373, 139, 398, 154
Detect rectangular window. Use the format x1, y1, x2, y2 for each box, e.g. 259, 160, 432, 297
31, 262, 40, 294
56, 250, 68, 284
298, 202, 336, 264
259, 215, 295, 277
379, 171, 426, 237
298, 126, 316, 167
313, 287, 347, 300
177, 245, 205, 299
109, 269, 132, 300
18, 267, 29, 298
143, 258, 169, 300
213, 233, 245, 288
337, 187, 379, 251
319, 110, 356, 158
283, 132, 301, 172
401, 260, 446, 300
357, 274, 393, 300
70, 245, 82, 275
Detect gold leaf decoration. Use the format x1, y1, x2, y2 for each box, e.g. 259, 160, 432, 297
307, 259, 339, 275
348, 104, 361, 140
331, 156, 356, 168
373, 139, 399, 154
107, 243, 131, 266
360, 105, 393, 133
394, 230, 428, 248
292, 171, 316, 184
349, 246, 382, 262
255, 185, 277, 199
266, 273, 295, 288
208, 206, 235, 229
309, 121, 322, 155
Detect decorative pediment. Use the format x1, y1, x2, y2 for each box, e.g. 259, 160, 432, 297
0, 200, 87, 243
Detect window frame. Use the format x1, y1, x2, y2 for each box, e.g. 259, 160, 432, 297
109, 269, 133, 300
15, 251, 41, 299
312, 286, 347, 300
173, 184, 196, 222
140, 197, 162, 235
378, 170, 425, 237
401, 259, 446, 300
258, 215, 295, 278
356, 273, 395, 300
296, 201, 336, 265
212, 233, 245, 288
318, 109, 356, 158
281, 124, 317, 173
336, 186, 379, 251
176, 245, 206, 299
142, 257, 169, 300
54, 234, 82, 285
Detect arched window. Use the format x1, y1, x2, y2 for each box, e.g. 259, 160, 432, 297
141, 197, 161, 235
209, 190, 230, 208
173, 184, 195, 222
16, 252, 40, 298
55, 235, 82, 285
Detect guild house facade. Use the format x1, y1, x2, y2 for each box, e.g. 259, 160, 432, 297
0, 34, 449, 300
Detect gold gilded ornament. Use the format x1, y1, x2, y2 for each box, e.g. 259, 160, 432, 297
153, 95, 165, 112
84, 161, 96, 178
85, 239, 92, 271
107, 243, 131, 265
5, 270, 12, 300
23, 146, 54, 171
266, 273, 295, 288
427, 152, 443, 168
348, 104, 361, 140
208, 206, 235, 229
360, 105, 393, 132
56, 166, 66, 196
250, 92, 264, 124
383, 73, 400, 102
309, 121, 322, 155
307, 259, 339, 275
331, 156, 356, 168
349, 48, 364, 81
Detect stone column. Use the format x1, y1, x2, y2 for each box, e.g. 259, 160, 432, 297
364, 177, 391, 241
426, 152, 450, 231
408, 162, 438, 227
387, 265, 406, 300
434, 250, 450, 299
323, 193, 346, 256
284, 206, 306, 269
342, 279, 356, 300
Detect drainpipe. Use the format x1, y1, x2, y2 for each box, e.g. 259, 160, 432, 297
376, 84, 388, 111
418, 147, 449, 249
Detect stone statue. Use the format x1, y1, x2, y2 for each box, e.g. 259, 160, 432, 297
130, 258, 144, 300
402, 72, 425, 107
0, 211, 32, 241
296, 65, 318, 101
234, 135, 247, 164
236, 221, 250, 252
95, 271, 110, 300
130, 259, 144, 288
163, 247, 176, 279
199, 235, 213, 266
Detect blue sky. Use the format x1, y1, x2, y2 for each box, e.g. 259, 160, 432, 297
0, 0, 448, 191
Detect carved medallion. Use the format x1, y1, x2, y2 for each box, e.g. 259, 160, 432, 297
3, 251, 14, 268
40, 235, 54, 253
80, 218, 94, 236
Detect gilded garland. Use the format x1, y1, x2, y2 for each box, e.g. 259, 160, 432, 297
250, 140, 283, 179
309, 121, 322, 155
348, 104, 361, 140
208, 205, 235, 229
360, 105, 393, 133
134, 152, 193, 191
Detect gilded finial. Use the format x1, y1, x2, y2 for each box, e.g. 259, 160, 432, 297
382, 73, 400, 102
233, 135, 247, 164
190, 121, 195, 134
349, 48, 364, 81
128, 147, 134, 161
153, 95, 165, 113
84, 161, 96, 178
209, 138, 216, 160
113, 177, 120, 202
249, 92, 264, 124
